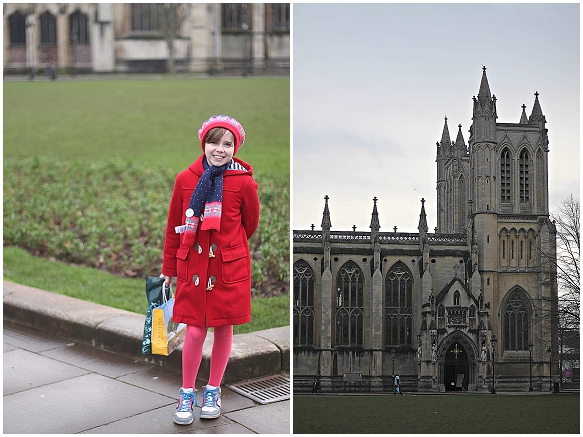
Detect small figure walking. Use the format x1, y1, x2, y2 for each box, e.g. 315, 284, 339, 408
394, 374, 403, 395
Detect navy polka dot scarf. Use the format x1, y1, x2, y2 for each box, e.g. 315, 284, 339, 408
182, 157, 229, 247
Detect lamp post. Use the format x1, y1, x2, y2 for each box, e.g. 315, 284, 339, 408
71, 30, 78, 77
490, 335, 497, 394
547, 347, 552, 391
528, 342, 534, 392
391, 348, 396, 394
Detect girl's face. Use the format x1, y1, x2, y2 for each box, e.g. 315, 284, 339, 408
205, 130, 235, 167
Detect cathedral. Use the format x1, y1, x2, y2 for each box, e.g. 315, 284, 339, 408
293, 68, 559, 393
3, 3, 289, 75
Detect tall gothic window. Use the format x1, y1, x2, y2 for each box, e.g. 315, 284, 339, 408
70, 10, 89, 44
438, 304, 445, 329
9, 11, 26, 45
385, 261, 413, 347
40, 11, 57, 44
335, 261, 364, 346
130, 4, 179, 33
469, 305, 477, 329
267, 3, 290, 31
222, 4, 249, 30
504, 291, 530, 351
519, 149, 530, 203
293, 260, 315, 346
500, 148, 511, 203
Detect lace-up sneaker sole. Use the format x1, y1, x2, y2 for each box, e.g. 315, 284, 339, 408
200, 409, 221, 420
173, 412, 195, 425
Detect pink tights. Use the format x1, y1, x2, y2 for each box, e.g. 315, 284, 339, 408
181, 324, 233, 389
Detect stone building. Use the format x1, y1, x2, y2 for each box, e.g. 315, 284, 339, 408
293, 68, 559, 393
3, 3, 289, 75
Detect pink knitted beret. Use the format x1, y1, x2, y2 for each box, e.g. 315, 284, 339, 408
198, 115, 246, 155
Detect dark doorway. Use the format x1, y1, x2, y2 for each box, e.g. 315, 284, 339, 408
444, 342, 469, 391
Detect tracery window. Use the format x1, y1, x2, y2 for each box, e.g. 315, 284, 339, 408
519, 149, 530, 204
267, 3, 290, 31
500, 148, 511, 203
335, 261, 364, 346
69, 10, 89, 44
9, 11, 26, 45
222, 4, 250, 30
293, 260, 314, 346
469, 305, 476, 329
130, 4, 179, 33
453, 290, 460, 306
40, 11, 57, 44
504, 291, 530, 351
438, 304, 445, 329
385, 261, 413, 346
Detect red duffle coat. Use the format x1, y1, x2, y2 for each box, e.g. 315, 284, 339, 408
162, 155, 260, 327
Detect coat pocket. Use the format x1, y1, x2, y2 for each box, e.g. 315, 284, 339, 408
221, 244, 250, 284
176, 247, 190, 282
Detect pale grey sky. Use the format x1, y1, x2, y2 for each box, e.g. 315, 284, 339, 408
292, 3, 580, 233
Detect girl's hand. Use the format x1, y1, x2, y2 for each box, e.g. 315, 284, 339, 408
160, 274, 173, 287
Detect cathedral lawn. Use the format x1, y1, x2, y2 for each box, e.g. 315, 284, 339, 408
293, 394, 580, 434
3, 77, 290, 176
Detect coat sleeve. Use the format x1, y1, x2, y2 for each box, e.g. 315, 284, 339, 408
161, 174, 184, 277
241, 175, 260, 240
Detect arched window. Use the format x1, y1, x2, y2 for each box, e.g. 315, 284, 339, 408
469, 305, 476, 329
40, 11, 57, 44
519, 149, 530, 204
266, 3, 289, 31
335, 261, 364, 346
438, 304, 445, 329
9, 10, 26, 45
453, 290, 461, 306
69, 10, 89, 44
500, 148, 511, 203
504, 291, 530, 351
293, 260, 315, 346
222, 3, 249, 30
384, 261, 413, 346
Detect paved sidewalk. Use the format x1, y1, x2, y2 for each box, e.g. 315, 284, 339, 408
3, 281, 290, 433
4, 322, 290, 433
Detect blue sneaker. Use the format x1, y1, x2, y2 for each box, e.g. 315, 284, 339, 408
200, 385, 221, 419
173, 388, 198, 425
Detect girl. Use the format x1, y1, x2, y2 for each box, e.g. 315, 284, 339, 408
161, 115, 260, 425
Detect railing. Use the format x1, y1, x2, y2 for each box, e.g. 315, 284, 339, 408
293, 230, 467, 246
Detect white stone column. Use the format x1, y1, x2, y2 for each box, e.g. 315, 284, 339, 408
370, 268, 384, 391
251, 3, 266, 72
91, 4, 115, 72
319, 268, 333, 391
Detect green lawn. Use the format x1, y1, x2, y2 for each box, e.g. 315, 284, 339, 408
4, 78, 289, 175
293, 394, 580, 434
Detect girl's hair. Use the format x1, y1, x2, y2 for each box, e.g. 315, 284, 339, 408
204, 127, 231, 145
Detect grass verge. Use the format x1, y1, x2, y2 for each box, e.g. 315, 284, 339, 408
3, 246, 289, 335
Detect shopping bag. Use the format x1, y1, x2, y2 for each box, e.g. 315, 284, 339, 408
151, 296, 187, 356
142, 276, 172, 355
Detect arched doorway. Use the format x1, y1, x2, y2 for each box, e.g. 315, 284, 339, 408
444, 342, 469, 391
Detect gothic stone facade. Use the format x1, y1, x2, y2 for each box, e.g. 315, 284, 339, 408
3, 4, 290, 75
293, 68, 559, 393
